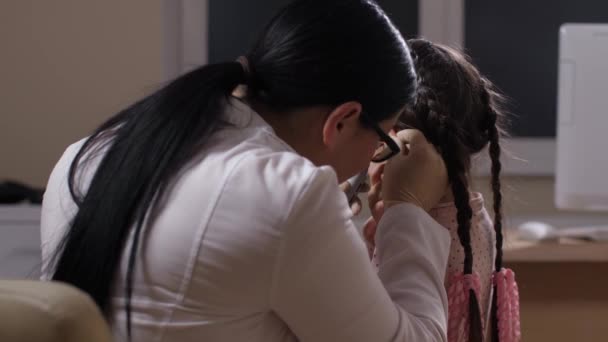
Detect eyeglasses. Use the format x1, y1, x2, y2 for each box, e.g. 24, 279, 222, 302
360, 111, 401, 163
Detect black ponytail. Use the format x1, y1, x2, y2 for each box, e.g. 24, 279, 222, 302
52, 62, 245, 337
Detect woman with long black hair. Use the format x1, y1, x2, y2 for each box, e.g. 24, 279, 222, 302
41, 1, 450, 341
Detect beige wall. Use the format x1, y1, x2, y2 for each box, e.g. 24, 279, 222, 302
0, 1, 165, 187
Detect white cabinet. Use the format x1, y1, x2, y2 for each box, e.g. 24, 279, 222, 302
0, 205, 41, 278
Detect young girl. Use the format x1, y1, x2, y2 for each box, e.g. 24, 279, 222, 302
365, 39, 521, 342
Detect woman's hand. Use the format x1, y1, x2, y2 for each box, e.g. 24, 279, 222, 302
362, 216, 378, 258
362, 129, 446, 255
381, 129, 448, 212
339, 180, 370, 216
361, 162, 385, 256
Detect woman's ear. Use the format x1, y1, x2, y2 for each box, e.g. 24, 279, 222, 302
322, 101, 363, 148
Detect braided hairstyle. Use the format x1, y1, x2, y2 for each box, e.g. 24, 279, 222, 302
405, 38, 507, 342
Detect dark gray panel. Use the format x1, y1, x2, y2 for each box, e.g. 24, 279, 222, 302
209, 0, 418, 64
377, 0, 418, 39
209, 0, 288, 64
465, 0, 608, 137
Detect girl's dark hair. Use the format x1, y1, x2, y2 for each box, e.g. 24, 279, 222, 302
403, 38, 507, 342
49, 0, 417, 338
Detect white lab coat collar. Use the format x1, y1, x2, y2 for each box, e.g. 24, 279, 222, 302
223, 97, 271, 130
223, 97, 296, 153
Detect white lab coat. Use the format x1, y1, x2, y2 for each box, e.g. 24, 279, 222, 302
41, 98, 450, 342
